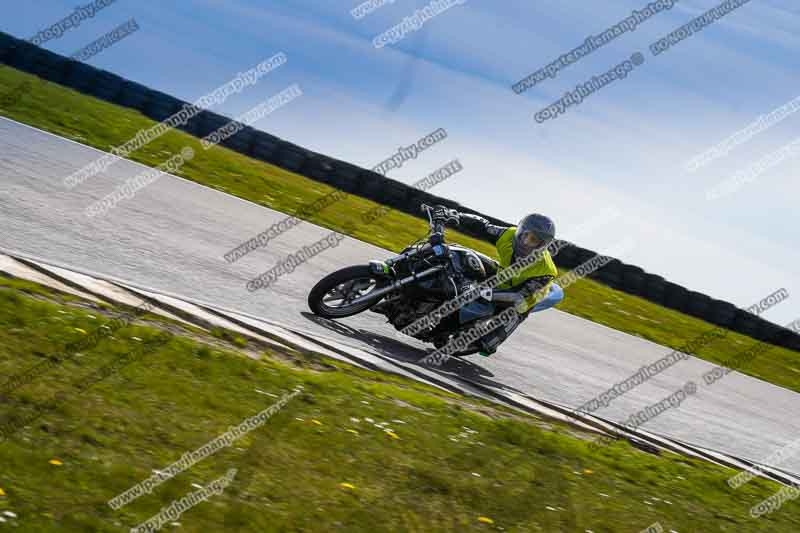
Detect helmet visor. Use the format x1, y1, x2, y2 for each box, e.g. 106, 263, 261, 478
515, 230, 551, 257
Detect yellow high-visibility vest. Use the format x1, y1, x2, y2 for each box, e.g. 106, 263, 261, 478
495, 227, 558, 312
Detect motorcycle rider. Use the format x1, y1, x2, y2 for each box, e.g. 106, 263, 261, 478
438, 207, 563, 356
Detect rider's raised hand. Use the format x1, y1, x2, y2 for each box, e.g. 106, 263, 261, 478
431, 204, 451, 222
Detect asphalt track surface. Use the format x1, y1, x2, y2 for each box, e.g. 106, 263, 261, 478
2, 116, 800, 474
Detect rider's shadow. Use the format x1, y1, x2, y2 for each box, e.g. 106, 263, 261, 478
299, 312, 507, 386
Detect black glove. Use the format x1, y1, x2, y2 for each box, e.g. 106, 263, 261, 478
431, 205, 459, 224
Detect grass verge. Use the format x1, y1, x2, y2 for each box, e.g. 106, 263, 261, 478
1, 65, 798, 397
0, 276, 799, 532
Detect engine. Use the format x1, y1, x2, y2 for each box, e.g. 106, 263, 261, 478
368, 244, 489, 335
373, 298, 440, 330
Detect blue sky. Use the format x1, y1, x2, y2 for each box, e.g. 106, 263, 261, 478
6, 0, 800, 324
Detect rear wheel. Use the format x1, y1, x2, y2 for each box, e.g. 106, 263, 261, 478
308, 265, 390, 318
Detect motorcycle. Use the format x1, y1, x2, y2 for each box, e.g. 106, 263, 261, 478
308, 204, 514, 357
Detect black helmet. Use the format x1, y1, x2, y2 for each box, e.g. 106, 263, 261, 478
514, 214, 555, 257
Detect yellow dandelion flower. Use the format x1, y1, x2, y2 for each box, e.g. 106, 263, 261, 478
478, 516, 494, 524
49, 459, 63, 466
339, 483, 356, 490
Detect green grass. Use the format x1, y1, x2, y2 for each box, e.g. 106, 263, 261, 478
1, 65, 799, 396
0, 278, 799, 532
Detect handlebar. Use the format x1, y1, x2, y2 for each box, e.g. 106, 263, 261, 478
419, 204, 452, 247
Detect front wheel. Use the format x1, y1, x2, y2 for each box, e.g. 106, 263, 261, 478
308, 265, 390, 318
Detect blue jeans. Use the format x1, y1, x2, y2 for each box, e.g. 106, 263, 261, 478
460, 283, 565, 354
531, 283, 564, 313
